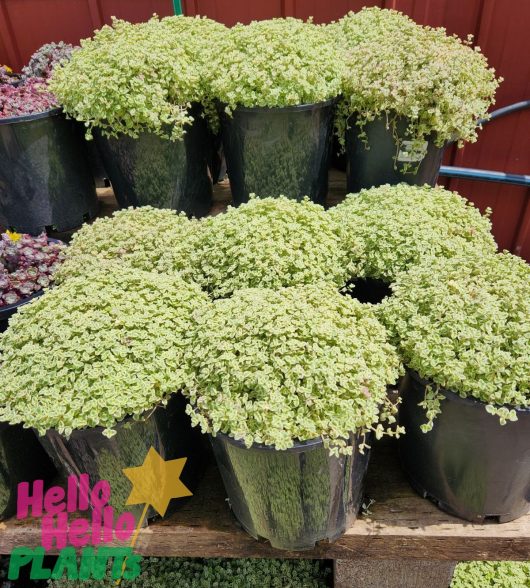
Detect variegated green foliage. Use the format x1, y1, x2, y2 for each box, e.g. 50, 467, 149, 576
50, 16, 226, 139
330, 7, 499, 149
182, 284, 403, 455
329, 184, 497, 282
55, 207, 200, 282
208, 18, 343, 110
189, 197, 353, 298
0, 267, 210, 437
381, 252, 530, 426
452, 561, 530, 588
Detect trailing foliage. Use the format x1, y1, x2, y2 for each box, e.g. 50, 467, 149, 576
0, 267, 210, 437
0, 77, 57, 118
189, 197, 353, 298
50, 16, 226, 140
381, 252, 530, 428
0, 232, 66, 306
47, 557, 331, 587
329, 184, 497, 282
330, 7, 499, 154
182, 284, 403, 455
452, 561, 530, 588
55, 207, 200, 282
208, 18, 343, 111
22, 41, 75, 80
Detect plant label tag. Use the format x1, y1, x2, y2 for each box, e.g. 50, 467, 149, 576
397, 140, 428, 163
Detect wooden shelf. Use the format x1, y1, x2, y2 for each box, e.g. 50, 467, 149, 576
1, 441, 528, 561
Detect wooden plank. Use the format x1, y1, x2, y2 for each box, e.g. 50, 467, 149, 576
1, 440, 528, 561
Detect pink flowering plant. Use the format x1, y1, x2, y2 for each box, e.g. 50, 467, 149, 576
0, 232, 66, 307
0, 78, 58, 118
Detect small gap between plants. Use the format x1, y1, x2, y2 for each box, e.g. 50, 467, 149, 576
344, 278, 392, 305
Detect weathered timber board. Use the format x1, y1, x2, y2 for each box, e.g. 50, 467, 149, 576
0, 441, 528, 561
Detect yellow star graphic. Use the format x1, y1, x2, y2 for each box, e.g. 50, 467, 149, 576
122, 447, 192, 518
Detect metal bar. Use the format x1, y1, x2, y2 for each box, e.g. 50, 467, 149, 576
439, 166, 530, 187
479, 100, 530, 125
173, 0, 183, 15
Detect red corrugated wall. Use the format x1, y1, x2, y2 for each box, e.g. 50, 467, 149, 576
1, 0, 529, 258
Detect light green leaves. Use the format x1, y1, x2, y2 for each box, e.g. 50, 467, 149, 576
381, 252, 530, 416
0, 267, 210, 436
181, 283, 403, 455
208, 18, 343, 110
329, 183, 497, 282
188, 197, 354, 298
330, 7, 500, 148
49, 16, 226, 139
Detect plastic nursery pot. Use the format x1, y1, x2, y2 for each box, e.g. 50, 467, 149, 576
210, 431, 370, 550
94, 103, 213, 218
399, 370, 530, 523
345, 115, 446, 192
39, 393, 205, 523
0, 422, 57, 520
218, 99, 336, 206
0, 108, 99, 235
0, 237, 65, 333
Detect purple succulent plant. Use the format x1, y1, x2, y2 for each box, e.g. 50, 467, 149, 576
0, 232, 66, 307
22, 42, 75, 81
0, 78, 58, 118
0, 66, 20, 86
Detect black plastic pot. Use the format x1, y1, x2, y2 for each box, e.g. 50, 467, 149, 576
94, 104, 213, 217
210, 431, 370, 550
39, 393, 205, 522
399, 370, 530, 523
0, 108, 99, 235
218, 99, 336, 206
0, 422, 56, 520
345, 116, 446, 192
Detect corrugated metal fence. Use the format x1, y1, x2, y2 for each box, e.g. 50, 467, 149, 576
1, 0, 529, 258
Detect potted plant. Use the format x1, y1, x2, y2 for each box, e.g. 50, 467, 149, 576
0, 266, 211, 520
181, 283, 403, 550
188, 196, 351, 299
21, 41, 75, 81
55, 206, 201, 283
0, 231, 66, 331
0, 76, 98, 234
330, 8, 500, 191
329, 184, 497, 303
381, 252, 530, 522
50, 16, 227, 218
0, 65, 21, 86
208, 18, 343, 205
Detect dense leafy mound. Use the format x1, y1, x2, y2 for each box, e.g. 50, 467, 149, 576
329, 184, 496, 282
209, 18, 343, 110
182, 283, 402, 455
452, 561, 530, 588
381, 252, 530, 426
50, 16, 226, 139
0, 267, 210, 436
47, 557, 331, 587
189, 197, 353, 298
330, 7, 499, 151
55, 207, 200, 282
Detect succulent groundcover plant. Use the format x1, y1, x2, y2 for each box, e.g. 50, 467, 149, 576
329, 184, 497, 283
209, 18, 343, 112
50, 16, 226, 140
0, 65, 20, 85
55, 206, 200, 282
0, 266, 210, 437
182, 283, 403, 456
188, 196, 353, 298
0, 232, 65, 306
330, 7, 500, 153
0, 78, 58, 118
381, 252, 530, 429
22, 41, 75, 80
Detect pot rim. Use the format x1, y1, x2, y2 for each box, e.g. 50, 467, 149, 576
210, 429, 357, 453
218, 96, 338, 114
408, 368, 530, 414
0, 106, 63, 126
